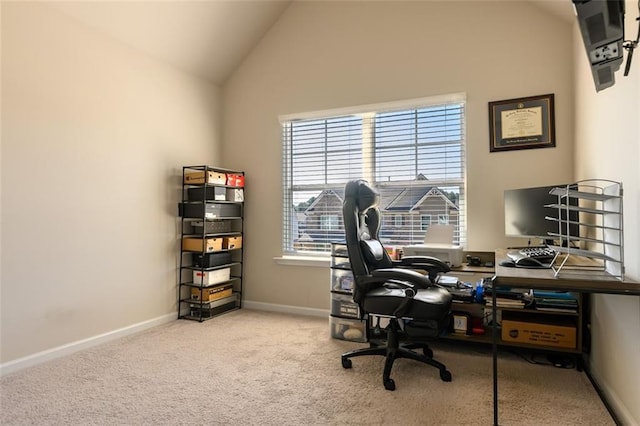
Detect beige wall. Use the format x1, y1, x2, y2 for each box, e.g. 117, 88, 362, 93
572, 2, 640, 423
0, 1, 637, 422
1, 3, 221, 363
222, 1, 574, 310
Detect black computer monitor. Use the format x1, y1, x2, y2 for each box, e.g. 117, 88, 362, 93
504, 184, 579, 245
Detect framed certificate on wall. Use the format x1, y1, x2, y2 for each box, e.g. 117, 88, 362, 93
489, 93, 555, 152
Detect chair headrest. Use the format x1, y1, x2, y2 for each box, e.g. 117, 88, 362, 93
344, 180, 379, 212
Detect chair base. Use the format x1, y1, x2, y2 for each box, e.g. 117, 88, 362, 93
341, 319, 452, 390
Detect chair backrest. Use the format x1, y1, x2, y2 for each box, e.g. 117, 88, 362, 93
342, 180, 394, 306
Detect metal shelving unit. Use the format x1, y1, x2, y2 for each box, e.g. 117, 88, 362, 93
546, 179, 623, 280
178, 165, 245, 321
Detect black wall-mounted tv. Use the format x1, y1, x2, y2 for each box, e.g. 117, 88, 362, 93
573, 0, 626, 91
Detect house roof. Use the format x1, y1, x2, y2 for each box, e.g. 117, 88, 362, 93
305, 189, 342, 212
304, 179, 459, 214
383, 184, 432, 211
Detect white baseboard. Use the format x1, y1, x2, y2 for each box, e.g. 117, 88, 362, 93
0, 312, 176, 377
243, 300, 329, 318
588, 367, 636, 425
1, 303, 328, 377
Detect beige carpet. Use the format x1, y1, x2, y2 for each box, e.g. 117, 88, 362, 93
0, 310, 613, 425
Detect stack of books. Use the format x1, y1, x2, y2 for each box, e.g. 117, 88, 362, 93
483, 285, 531, 309
533, 291, 579, 313
485, 297, 526, 309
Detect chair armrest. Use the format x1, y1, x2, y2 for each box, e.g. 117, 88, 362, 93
367, 268, 437, 317
369, 268, 433, 289
392, 256, 450, 282
393, 256, 451, 272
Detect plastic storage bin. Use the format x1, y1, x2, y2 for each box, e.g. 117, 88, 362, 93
330, 315, 367, 342
191, 252, 233, 268
331, 292, 360, 319
331, 268, 354, 293
187, 186, 227, 201
331, 243, 348, 257
331, 255, 350, 269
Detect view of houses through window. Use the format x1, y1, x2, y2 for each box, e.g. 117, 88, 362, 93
281, 95, 466, 256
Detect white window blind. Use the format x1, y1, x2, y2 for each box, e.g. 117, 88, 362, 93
281, 95, 466, 256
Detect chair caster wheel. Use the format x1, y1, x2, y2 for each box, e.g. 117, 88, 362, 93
383, 378, 396, 391
423, 347, 433, 358
341, 357, 352, 369
440, 370, 452, 382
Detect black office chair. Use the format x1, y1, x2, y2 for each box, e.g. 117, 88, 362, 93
340, 179, 453, 390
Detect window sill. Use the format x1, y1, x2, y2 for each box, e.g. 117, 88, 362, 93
274, 256, 330, 268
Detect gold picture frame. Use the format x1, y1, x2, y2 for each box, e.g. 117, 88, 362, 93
489, 94, 555, 152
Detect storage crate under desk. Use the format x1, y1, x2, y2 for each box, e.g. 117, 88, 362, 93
330, 292, 360, 319
329, 315, 367, 343
329, 242, 365, 342
441, 298, 583, 355
331, 268, 354, 293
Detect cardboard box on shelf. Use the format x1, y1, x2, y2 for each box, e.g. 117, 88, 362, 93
226, 174, 245, 187
182, 237, 223, 253
189, 294, 236, 309
189, 297, 237, 318
226, 188, 244, 202
184, 171, 226, 185
223, 236, 242, 249
501, 319, 576, 349
190, 284, 233, 302
192, 268, 231, 286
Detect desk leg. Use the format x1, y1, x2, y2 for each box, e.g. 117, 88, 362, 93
492, 277, 499, 426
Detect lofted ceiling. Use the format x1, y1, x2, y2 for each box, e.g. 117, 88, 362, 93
48, 0, 574, 86
48, 1, 293, 85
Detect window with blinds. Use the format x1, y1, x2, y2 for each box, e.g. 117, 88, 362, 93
281, 94, 466, 256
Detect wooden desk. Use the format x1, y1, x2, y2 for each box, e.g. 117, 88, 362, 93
494, 249, 639, 294
491, 249, 640, 425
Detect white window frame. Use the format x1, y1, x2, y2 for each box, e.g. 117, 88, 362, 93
280, 93, 466, 258
421, 214, 432, 231
320, 215, 340, 230
438, 214, 449, 225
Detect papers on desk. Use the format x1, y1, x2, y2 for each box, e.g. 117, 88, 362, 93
435, 276, 475, 302
485, 298, 526, 309
483, 285, 530, 300
482, 285, 531, 309
482, 287, 578, 312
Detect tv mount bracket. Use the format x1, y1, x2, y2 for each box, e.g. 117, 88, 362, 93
623, 4, 640, 76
